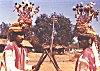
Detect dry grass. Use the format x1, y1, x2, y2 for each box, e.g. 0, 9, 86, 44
28, 52, 77, 71
1, 52, 99, 71
0, 51, 77, 71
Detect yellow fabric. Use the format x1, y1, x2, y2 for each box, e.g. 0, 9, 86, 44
28, 4, 34, 8
86, 28, 96, 35
84, 5, 89, 9
76, 21, 96, 36
9, 27, 22, 32
22, 4, 25, 7
15, 4, 19, 8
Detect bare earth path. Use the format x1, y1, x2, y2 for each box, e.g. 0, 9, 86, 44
0, 52, 76, 71
28, 52, 76, 71
1, 52, 100, 71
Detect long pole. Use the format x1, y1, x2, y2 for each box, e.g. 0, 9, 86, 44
50, 19, 55, 56
50, 15, 57, 56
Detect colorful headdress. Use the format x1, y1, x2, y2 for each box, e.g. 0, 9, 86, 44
78, 29, 96, 39
73, 2, 99, 39
9, 21, 22, 32
90, 2, 95, 7
12, 1, 40, 40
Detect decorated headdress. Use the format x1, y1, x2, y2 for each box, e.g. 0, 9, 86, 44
12, 1, 40, 40
14, 1, 40, 28
7, 21, 24, 42
9, 21, 23, 33
73, 2, 99, 39
90, 2, 95, 7
78, 28, 96, 40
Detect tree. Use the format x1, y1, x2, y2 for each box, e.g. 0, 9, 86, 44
0, 22, 9, 38
33, 13, 74, 46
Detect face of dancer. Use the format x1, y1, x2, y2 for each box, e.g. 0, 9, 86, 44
79, 39, 89, 49
15, 35, 24, 47
16, 35, 24, 42
78, 36, 92, 49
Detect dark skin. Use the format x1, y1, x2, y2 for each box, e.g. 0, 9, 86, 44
15, 35, 24, 47
9, 32, 24, 47
78, 36, 93, 50
79, 39, 89, 50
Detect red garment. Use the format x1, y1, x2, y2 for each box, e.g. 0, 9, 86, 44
4, 42, 26, 71
75, 47, 97, 71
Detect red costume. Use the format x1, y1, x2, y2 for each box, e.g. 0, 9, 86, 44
75, 46, 97, 71
4, 41, 27, 71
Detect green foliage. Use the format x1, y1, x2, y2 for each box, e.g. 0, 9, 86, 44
33, 13, 74, 45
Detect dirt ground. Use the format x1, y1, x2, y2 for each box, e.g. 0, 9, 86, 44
0, 52, 100, 71
28, 52, 76, 71
0, 52, 76, 71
